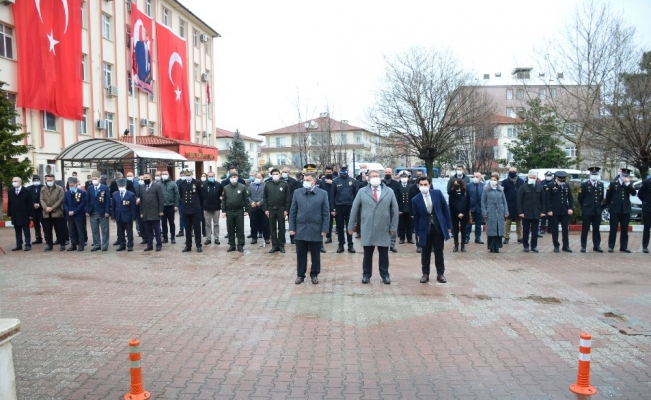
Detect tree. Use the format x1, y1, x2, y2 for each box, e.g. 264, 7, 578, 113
0, 82, 33, 217
222, 129, 252, 175
507, 99, 571, 171
368, 47, 496, 179
537, 0, 639, 169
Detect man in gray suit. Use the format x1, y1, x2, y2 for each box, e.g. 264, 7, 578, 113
289, 172, 330, 285
139, 172, 165, 251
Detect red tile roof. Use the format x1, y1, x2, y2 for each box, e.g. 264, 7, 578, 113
490, 114, 522, 124
215, 127, 262, 142
259, 117, 372, 136
117, 135, 217, 150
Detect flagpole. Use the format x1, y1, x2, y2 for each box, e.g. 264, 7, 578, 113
131, 42, 137, 177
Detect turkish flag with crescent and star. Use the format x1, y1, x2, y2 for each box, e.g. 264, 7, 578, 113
155, 21, 190, 141
14, 0, 83, 120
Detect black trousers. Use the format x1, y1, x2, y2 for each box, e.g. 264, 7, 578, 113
642, 212, 651, 249
160, 205, 176, 240
116, 220, 134, 248
398, 212, 413, 241
608, 212, 631, 250
249, 208, 270, 240
42, 217, 67, 246
422, 227, 445, 276
268, 208, 286, 247
227, 210, 245, 247
143, 220, 162, 248
335, 205, 353, 245
522, 218, 539, 249
362, 246, 389, 278
13, 224, 31, 247
550, 214, 570, 248
325, 215, 334, 238
182, 213, 203, 247
450, 214, 467, 245
32, 212, 43, 240
296, 240, 321, 278
581, 214, 601, 249
67, 218, 87, 246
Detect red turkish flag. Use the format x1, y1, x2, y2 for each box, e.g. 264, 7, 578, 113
156, 22, 190, 141
13, 0, 83, 120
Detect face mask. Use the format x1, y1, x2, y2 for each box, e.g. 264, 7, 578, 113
303, 181, 313, 190
161, 175, 169, 180
325, 174, 333, 180
456, 170, 463, 177
200, 177, 206, 182
12, 182, 20, 188
92, 179, 99, 186
272, 175, 280, 182
370, 177, 381, 187
230, 178, 238, 185
490, 181, 498, 188
154, 176, 161, 181
249, 176, 255, 182
472, 178, 480, 184
254, 178, 261, 184
340, 172, 348, 178
508, 172, 517, 178
33, 181, 41, 186
127, 177, 133, 181
528, 178, 536, 185
186, 176, 193, 182
138, 180, 145, 185
69, 186, 77, 192
281, 173, 288, 179
384, 174, 392, 180
208, 177, 215, 183
119, 188, 126, 194
400, 177, 408, 184
46, 181, 54, 187
545, 176, 553, 181
589, 174, 598, 181
558, 180, 565, 185
143, 179, 151, 185
419, 186, 429, 194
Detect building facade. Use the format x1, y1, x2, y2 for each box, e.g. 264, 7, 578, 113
215, 128, 263, 174
0, 0, 218, 180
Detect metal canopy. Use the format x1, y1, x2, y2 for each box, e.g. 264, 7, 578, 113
56, 138, 187, 162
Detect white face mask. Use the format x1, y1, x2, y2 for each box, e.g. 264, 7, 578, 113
127, 177, 133, 181
490, 180, 498, 188
138, 180, 145, 185
545, 176, 553, 181
419, 186, 429, 194
33, 181, 41, 186
186, 176, 193, 182
303, 181, 313, 189
254, 178, 261, 184
12, 181, 20, 188
46, 181, 54, 187
590, 174, 598, 181
200, 177, 206, 182
161, 175, 169, 180
369, 177, 381, 187
272, 175, 280, 182
230, 178, 238, 185
92, 179, 99, 186
119, 188, 126, 194
456, 170, 463, 177
528, 178, 536, 185
281, 172, 289, 179
154, 176, 161, 181
400, 177, 408, 184
472, 177, 480, 184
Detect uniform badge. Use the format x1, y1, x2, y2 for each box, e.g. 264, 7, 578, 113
349, 181, 352, 186
237, 190, 241, 194
280, 187, 284, 191
578, 188, 582, 193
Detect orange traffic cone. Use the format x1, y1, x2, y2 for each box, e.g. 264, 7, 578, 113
569, 332, 597, 396
124, 339, 151, 400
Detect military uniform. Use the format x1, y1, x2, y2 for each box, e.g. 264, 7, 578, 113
396, 172, 414, 243
222, 177, 250, 251
578, 167, 605, 252
545, 171, 574, 252
179, 172, 205, 252
605, 168, 637, 252
539, 172, 554, 235
263, 177, 291, 252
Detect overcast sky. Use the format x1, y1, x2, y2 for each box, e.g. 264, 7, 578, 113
182, 0, 651, 137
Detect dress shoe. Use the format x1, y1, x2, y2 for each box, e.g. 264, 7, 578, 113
593, 247, 603, 253
32, 239, 43, 244
562, 247, 573, 253
464, 239, 469, 244
361, 276, 370, 284
224, 234, 229, 238
269, 247, 278, 253
437, 274, 447, 283
101, 248, 108, 252
643, 248, 649, 253
503, 238, 509, 244
113, 240, 120, 246
382, 276, 391, 284
295, 276, 304, 284
196, 246, 203, 253
399, 239, 405, 244
453, 244, 458, 252
44, 245, 53, 252
290, 238, 295, 245
237, 245, 244, 253
390, 246, 397, 253
162, 238, 169, 244
60, 245, 66, 251
523, 247, 530, 253
24, 246, 31, 251
475, 239, 484, 244
155, 247, 161, 252
251, 240, 258, 245
348, 245, 356, 253
620, 249, 631, 253
580, 248, 586, 253
325, 237, 332, 244
461, 244, 466, 252
215, 239, 221, 245
336, 245, 344, 253
127, 248, 133, 252
407, 239, 415, 244
355, 234, 361, 238
608, 248, 614, 252
420, 275, 429, 283
11, 246, 22, 251
116, 246, 126, 252
177, 231, 184, 237
144, 247, 153, 252
320, 246, 326, 253
90, 247, 100, 252
182, 246, 192, 252
538, 232, 544, 238
171, 238, 176, 244
554, 247, 560, 253
311, 276, 319, 284
517, 239, 523, 244
416, 247, 422, 253
226, 245, 236, 252
140, 239, 147, 244
531, 248, 539, 253
279, 246, 286, 253
204, 239, 212, 245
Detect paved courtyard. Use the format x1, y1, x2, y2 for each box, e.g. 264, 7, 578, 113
1, 222, 650, 399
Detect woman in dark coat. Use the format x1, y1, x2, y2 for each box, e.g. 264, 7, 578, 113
481, 173, 509, 253
448, 178, 470, 252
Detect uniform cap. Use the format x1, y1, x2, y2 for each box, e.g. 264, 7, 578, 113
621, 168, 632, 176
555, 171, 568, 179
32, 175, 41, 181
545, 171, 553, 176
304, 163, 317, 173
588, 166, 601, 174
183, 168, 194, 176
398, 170, 411, 177
229, 170, 239, 177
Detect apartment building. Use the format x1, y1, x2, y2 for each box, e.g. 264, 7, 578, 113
215, 128, 263, 174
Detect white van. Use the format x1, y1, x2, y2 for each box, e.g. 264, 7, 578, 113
354, 162, 384, 175
528, 168, 586, 181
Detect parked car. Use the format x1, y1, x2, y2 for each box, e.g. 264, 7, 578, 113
594, 179, 642, 222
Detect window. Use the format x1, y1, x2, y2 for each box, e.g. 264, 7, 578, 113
507, 151, 514, 162
148, 92, 154, 102
103, 62, 112, 87
276, 155, 287, 165
125, 25, 131, 49
105, 113, 114, 138
275, 137, 286, 147
550, 88, 557, 99
355, 134, 362, 143
195, 131, 201, 143
506, 89, 513, 100
516, 89, 524, 100
249, 143, 253, 152
339, 133, 347, 145
102, 14, 111, 40
129, 117, 135, 135
163, 8, 169, 26
193, 29, 198, 47
565, 147, 576, 157
128, 72, 133, 96
0, 24, 14, 59
506, 107, 515, 118
517, 107, 524, 115
179, 19, 186, 38
146, 0, 152, 17
6, 93, 17, 123
43, 112, 56, 131
149, 121, 155, 134
540, 89, 546, 100
207, 105, 212, 120
194, 63, 199, 81
80, 2, 85, 28
507, 127, 518, 138
78, 109, 88, 135
206, 38, 211, 55
195, 97, 200, 115
81, 54, 87, 81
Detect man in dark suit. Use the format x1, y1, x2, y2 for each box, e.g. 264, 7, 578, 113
282, 166, 299, 244
638, 174, 651, 253
517, 171, 546, 253
86, 171, 111, 252
383, 167, 402, 252
606, 168, 637, 253
320, 166, 335, 244
111, 178, 139, 251
501, 167, 524, 244
179, 169, 205, 253
28, 175, 44, 244
545, 170, 574, 253
8, 177, 33, 251
139, 172, 165, 251
412, 177, 452, 284
63, 177, 87, 251
109, 171, 135, 194
578, 167, 605, 253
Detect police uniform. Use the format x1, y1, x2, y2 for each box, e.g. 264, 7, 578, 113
178, 169, 205, 252
396, 171, 414, 243
578, 167, 605, 252
331, 165, 359, 252
605, 168, 637, 252
545, 170, 574, 252
539, 171, 554, 235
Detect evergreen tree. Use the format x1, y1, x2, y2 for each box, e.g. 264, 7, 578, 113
506, 99, 571, 171
0, 81, 33, 197
222, 129, 252, 175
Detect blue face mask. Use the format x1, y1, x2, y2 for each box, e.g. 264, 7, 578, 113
208, 177, 215, 183
249, 176, 255, 182
70, 187, 77, 193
